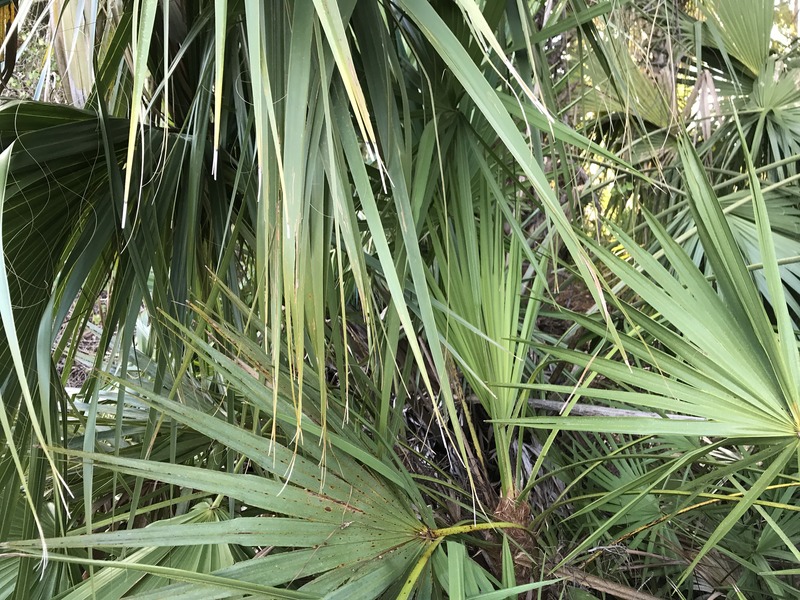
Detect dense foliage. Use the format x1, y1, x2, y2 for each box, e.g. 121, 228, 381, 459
0, 0, 799, 598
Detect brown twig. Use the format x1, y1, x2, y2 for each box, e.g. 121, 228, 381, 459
556, 566, 663, 600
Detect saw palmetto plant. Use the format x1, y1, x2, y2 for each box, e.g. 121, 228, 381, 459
0, 0, 799, 598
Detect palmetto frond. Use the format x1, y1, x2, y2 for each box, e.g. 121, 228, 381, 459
1, 0, 799, 598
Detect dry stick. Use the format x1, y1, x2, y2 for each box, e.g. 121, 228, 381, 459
556, 566, 663, 600
530, 398, 705, 420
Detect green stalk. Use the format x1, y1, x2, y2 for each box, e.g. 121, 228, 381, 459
494, 425, 516, 499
